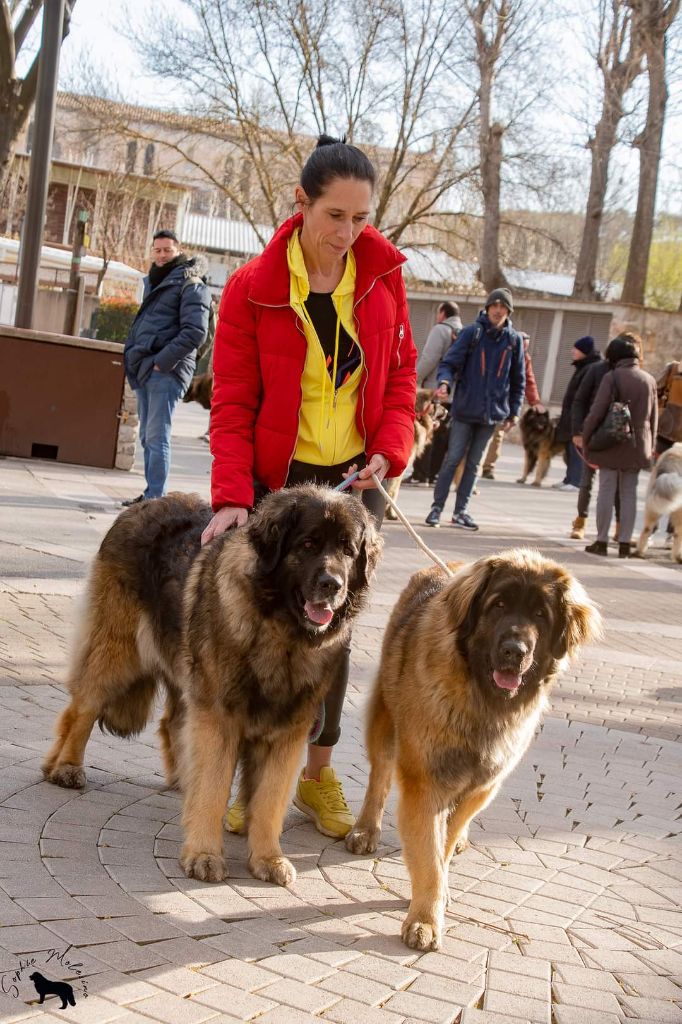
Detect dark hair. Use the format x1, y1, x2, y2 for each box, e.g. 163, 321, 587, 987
300, 134, 376, 201
153, 229, 179, 243
439, 301, 459, 319
606, 331, 642, 366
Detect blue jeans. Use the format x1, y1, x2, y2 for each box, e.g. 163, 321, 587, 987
433, 419, 495, 514
563, 441, 582, 487
135, 371, 185, 499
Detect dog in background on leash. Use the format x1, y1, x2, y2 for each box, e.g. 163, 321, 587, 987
384, 389, 446, 519
346, 548, 601, 951
516, 407, 565, 486
636, 442, 682, 563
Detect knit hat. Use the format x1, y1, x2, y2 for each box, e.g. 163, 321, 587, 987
574, 335, 595, 356
485, 288, 513, 313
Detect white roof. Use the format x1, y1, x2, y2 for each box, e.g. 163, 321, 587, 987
401, 245, 578, 297
0, 235, 143, 283
179, 213, 273, 254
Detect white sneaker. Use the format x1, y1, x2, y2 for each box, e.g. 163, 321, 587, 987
557, 483, 579, 492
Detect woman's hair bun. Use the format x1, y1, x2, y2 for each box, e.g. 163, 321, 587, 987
316, 133, 347, 148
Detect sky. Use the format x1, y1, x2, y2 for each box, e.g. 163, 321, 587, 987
28, 0, 682, 218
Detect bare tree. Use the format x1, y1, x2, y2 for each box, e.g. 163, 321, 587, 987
620, 0, 680, 305
573, 0, 643, 300
0, 0, 76, 196
81, 0, 479, 248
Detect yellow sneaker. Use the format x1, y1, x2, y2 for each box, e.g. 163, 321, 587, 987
224, 796, 246, 834
293, 767, 355, 839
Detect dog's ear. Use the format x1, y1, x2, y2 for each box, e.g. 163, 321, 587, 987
248, 491, 300, 575
353, 514, 383, 593
552, 572, 602, 660
445, 555, 497, 638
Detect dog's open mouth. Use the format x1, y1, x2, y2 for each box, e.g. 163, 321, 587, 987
303, 600, 335, 628
492, 669, 523, 692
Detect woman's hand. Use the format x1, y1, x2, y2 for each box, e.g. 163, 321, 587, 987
345, 453, 390, 491
201, 506, 249, 546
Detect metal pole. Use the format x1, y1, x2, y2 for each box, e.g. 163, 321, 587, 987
14, 0, 67, 330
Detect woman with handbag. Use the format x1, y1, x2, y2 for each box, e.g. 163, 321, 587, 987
582, 333, 657, 558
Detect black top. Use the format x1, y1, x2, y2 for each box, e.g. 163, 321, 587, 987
304, 291, 361, 389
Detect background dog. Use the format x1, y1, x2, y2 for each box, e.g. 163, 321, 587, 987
384, 389, 444, 518
517, 407, 565, 486
346, 548, 600, 951
637, 442, 682, 563
182, 372, 212, 410
43, 487, 381, 887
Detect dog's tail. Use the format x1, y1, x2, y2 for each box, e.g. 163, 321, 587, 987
98, 675, 158, 738
648, 468, 682, 516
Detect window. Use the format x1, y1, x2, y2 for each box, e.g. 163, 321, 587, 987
143, 143, 156, 176
125, 140, 138, 174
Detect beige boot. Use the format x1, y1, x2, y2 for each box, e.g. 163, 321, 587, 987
570, 516, 586, 540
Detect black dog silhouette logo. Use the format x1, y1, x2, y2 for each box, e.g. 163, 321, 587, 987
29, 972, 77, 1008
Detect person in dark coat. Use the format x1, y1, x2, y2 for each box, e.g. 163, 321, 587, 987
582, 334, 657, 558
569, 343, 610, 539
553, 336, 602, 491
123, 230, 211, 505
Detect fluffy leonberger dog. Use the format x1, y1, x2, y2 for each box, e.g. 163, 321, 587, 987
384, 389, 445, 519
43, 487, 381, 886
517, 407, 565, 486
346, 548, 601, 951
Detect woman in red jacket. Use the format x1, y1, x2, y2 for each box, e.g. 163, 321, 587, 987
201, 135, 417, 839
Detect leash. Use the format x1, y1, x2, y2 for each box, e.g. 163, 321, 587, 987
333, 470, 454, 577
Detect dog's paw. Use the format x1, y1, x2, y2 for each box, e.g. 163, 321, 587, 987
46, 764, 86, 789
249, 855, 296, 887
401, 915, 442, 951
345, 826, 381, 855
181, 851, 228, 882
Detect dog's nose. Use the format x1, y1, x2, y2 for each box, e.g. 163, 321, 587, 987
500, 638, 529, 661
317, 572, 343, 598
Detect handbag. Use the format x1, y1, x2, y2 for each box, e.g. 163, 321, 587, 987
588, 370, 634, 452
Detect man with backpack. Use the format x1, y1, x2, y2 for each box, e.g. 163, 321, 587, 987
123, 229, 212, 505
425, 288, 525, 531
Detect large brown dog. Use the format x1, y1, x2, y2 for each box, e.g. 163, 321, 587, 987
517, 407, 565, 486
346, 548, 600, 951
43, 487, 381, 886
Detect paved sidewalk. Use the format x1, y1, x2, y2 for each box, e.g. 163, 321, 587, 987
1, 403, 681, 1024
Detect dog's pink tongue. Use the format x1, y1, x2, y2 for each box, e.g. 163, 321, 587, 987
304, 601, 334, 626
493, 670, 522, 691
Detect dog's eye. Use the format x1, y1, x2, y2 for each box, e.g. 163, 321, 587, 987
495, 600, 505, 609
535, 609, 545, 619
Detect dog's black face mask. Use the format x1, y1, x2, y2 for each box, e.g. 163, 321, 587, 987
248, 486, 382, 645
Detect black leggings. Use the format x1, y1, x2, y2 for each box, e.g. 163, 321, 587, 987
284, 457, 384, 746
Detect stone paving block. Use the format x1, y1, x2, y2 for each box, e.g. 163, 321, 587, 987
83, 939, 169, 973
192, 981, 277, 1019
552, 1009, 622, 1024
0, 923, 65, 953
46, 917, 123, 946
551, 982, 622, 1012
486, 969, 549, 1000
408, 972, 484, 1007
256, 953, 334, 984
201, 958, 280, 990
553, 964, 623, 991
126, 992, 218, 1024
341, 952, 419, 990
78, 969, 161, 1004
618, 995, 682, 1021
135, 965, 220, 997
322, 997, 407, 1024
617, 973, 682, 998
0, 992, 43, 1022
483, 988, 550, 1022
13, 898, 94, 921
259, 976, 340, 1013
487, 951, 549, 979
317, 969, 395, 1006
44, 993, 130, 1023
381, 989, 460, 1023
137, 937, 224, 968
255, 1008, 324, 1024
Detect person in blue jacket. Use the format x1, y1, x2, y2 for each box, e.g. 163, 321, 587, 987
123, 230, 211, 505
425, 288, 525, 531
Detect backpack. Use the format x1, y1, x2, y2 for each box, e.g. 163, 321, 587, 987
588, 370, 634, 452
182, 276, 216, 374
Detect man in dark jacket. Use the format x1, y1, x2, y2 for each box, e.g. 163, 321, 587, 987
569, 344, 609, 538
123, 230, 211, 505
553, 336, 602, 492
425, 287, 525, 531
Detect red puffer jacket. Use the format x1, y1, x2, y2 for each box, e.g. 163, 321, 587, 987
210, 214, 417, 510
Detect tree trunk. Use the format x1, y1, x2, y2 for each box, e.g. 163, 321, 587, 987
572, 108, 620, 300
479, 121, 508, 290
621, 0, 679, 305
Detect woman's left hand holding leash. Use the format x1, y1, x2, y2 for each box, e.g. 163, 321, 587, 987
344, 453, 390, 491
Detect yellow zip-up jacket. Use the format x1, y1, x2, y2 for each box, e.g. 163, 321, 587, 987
287, 230, 365, 466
